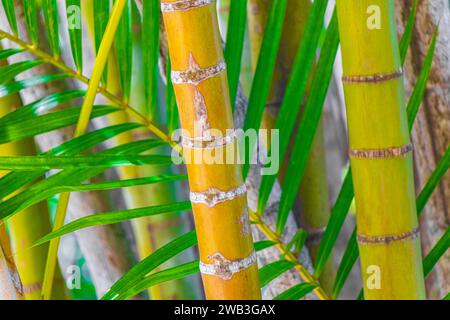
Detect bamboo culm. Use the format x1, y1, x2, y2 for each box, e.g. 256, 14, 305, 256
162, 0, 261, 299
336, 0, 426, 299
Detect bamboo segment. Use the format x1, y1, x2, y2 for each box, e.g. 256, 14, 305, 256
336, 0, 425, 299
162, 0, 261, 299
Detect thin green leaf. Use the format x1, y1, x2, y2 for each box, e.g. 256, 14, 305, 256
0, 60, 43, 84
314, 169, 354, 277
407, 28, 438, 131
34, 201, 192, 245
48, 122, 144, 156
118, 237, 278, 300
2, 0, 18, 34
28, 174, 186, 206
102, 230, 197, 300
22, 0, 38, 45
257, 0, 329, 213
0, 123, 142, 199
0, 74, 70, 98
1, 90, 86, 124
42, 0, 60, 58
0, 154, 173, 170
242, 0, 288, 177
0, 140, 163, 218
259, 260, 295, 288
116, 0, 132, 102
51, 174, 187, 193
117, 261, 199, 300
423, 228, 450, 277
0, 48, 22, 60
444, 292, 450, 300
277, 11, 339, 233
254, 240, 276, 252
273, 283, 317, 300
142, 0, 159, 118
417, 146, 450, 214
66, 0, 83, 72
332, 228, 358, 299
286, 229, 308, 256
399, 0, 418, 65
224, 0, 247, 109
0, 105, 118, 144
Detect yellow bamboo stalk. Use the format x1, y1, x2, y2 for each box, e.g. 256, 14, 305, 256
336, 0, 425, 299
247, 0, 335, 293
162, 0, 261, 299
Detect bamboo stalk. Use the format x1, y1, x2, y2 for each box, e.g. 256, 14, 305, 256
161, 0, 261, 299
336, 0, 425, 299
247, 0, 336, 294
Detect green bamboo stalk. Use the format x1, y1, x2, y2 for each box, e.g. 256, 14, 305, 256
336, 0, 426, 299
0, 58, 66, 300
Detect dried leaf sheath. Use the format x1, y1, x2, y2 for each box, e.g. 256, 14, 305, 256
0, 225, 24, 300
161, 1, 261, 299
336, 0, 425, 299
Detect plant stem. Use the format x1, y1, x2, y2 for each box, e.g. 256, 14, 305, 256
162, 0, 260, 299
336, 0, 426, 299
250, 211, 330, 300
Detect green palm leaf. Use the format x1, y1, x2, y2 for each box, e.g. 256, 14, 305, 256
257, 0, 329, 213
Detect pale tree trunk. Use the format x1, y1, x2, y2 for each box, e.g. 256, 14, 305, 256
0, 3, 133, 298
396, 0, 450, 299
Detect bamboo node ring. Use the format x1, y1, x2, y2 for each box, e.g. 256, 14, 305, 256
349, 143, 413, 159
199, 251, 257, 280
306, 227, 326, 246
357, 227, 420, 245
181, 130, 237, 149
190, 184, 247, 208
161, 0, 215, 12
342, 69, 403, 83
171, 54, 227, 86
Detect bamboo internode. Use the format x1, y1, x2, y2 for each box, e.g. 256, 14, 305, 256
336, 0, 426, 299
161, 0, 261, 299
